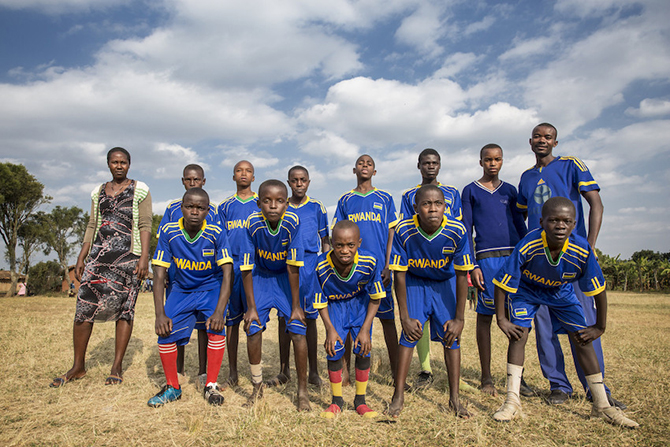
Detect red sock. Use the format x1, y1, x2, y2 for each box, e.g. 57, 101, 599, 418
158, 343, 179, 389
206, 333, 226, 385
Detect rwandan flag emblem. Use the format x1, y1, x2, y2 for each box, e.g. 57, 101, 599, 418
373, 202, 383, 210
515, 308, 528, 317
442, 246, 455, 254
202, 249, 214, 257
562, 272, 577, 280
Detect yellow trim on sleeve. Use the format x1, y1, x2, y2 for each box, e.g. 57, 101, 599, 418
578, 181, 598, 188
152, 259, 171, 268
516, 203, 527, 210
492, 278, 517, 294
389, 263, 408, 272
286, 259, 304, 267
239, 264, 254, 271
369, 291, 386, 300
583, 279, 606, 296
216, 257, 233, 266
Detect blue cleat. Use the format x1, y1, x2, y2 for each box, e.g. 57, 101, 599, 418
148, 385, 182, 407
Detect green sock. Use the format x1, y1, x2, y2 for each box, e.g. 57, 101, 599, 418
416, 327, 432, 373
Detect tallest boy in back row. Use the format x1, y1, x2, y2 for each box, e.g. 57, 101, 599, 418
517, 123, 623, 407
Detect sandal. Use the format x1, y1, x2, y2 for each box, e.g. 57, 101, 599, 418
50, 373, 85, 388
105, 374, 123, 385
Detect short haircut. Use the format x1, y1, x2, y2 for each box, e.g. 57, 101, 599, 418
356, 154, 375, 167
233, 160, 254, 173
479, 143, 502, 159
107, 147, 130, 163
418, 148, 441, 163
183, 164, 205, 177
415, 184, 444, 205
258, 179, 288, 198
534, 122, 558, 139
288, 165, 309, 179
183, 187, 209, 203
332, 219, 360, 239
541, 197, 575, 218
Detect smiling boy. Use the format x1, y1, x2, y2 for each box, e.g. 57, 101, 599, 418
492, 197, 637, 428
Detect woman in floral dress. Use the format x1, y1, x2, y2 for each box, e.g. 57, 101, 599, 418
50, 147, 152, 387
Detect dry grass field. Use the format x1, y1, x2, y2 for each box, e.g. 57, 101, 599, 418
1, 291, 669, 446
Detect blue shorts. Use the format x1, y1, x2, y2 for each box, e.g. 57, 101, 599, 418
375, 277, 395, 320
399, 274, 458, 349
226, 265, 247, 327
158, 288, 225, 346
475, 256, 509, 316
507, 283, 587, 333
247, 268, 307, 337
299, 252, 319, 320
324, 296, 375, 361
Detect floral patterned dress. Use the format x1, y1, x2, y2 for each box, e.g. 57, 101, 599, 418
75, 181, 140, 322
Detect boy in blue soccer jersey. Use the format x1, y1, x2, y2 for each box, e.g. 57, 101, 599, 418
399, 148, 464, 390
388, 185, 474, 418
217, 160, 257, 388
517, 123, 623, 408
266, 166, 329, 388
461, 144, 527, 396
240, 179, 311, 411
157, 164, 219, 388
314, 220, 382, 419
492, 197, 638, 428
149, 188, 233, 407
333, 154, 399, 387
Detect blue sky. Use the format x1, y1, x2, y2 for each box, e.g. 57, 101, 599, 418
1, 0, 669, 267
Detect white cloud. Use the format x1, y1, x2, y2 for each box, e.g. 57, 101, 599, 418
521, 3, 670, 133
394, 2, 447, 58
499, 37, 556, 61
555, 0, 645, 17
152, 143, 203, 179
218, 147, 279, 169
464, 15, 495, 35
432, 52, 481, 78
625, 98, 670, 118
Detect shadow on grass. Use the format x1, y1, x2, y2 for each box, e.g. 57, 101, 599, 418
88, 333, 144, 374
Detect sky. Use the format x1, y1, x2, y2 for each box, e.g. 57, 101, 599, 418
1, 0, 669, 268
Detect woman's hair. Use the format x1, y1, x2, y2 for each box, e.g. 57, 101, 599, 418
107, 147, 131, 163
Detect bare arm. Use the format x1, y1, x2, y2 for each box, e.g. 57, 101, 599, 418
207, 263, 233, 332
382, 227, 394, 287
152, 266, 172, 337
394, 270, 422, 341
242, 270, 260, 334
134, 230, 151, 281
320, 235, 331, 254
287, 264, 305, 325
443, 271, 467, 346
582, 190, 604, 248
574, 290, 607, 345
318, 305, 342, 358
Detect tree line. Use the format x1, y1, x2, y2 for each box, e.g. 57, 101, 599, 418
1, 162, 669, 296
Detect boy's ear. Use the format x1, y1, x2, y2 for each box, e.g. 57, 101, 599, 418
413, 203, 418, 214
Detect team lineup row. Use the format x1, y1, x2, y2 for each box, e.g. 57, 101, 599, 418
53, 122, 638, 429
144, 122, 637, 428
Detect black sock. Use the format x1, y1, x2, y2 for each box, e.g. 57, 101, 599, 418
353, 394, 366, 409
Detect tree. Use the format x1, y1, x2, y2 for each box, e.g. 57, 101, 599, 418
16, 214, 47, 283
0, 163, 51, 296
150, 213, 162, 263
40, 206, 87, 289
28, 260, 63, 295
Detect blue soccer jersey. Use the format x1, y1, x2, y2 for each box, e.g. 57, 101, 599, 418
399, 183, 463, 221
333, 188, 397, 265
493, 228, 606, 297
217, 194, 258, 262
156, 199, 219, 238
517, 156, 599, 239
152, 219, 233, 293
313, 249, 386, 309
390, 215, 474, 280
239, 211, 304, 273
461, 180, 527, 265
289, 196, 329, 254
